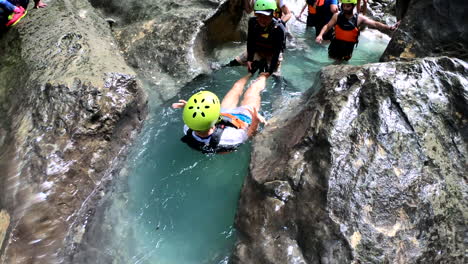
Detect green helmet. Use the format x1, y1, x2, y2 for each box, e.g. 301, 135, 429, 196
341, 0, 357, 4
254, 0, 277, 12
183, 91, 221, 131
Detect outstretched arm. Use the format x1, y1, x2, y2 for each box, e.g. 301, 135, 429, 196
297, 3, 307, 19
316, 13, 338, 43
359, 15, 398, 33
172, 99, 187, 109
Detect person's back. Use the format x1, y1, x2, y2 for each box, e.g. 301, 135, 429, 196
315, 0, 338, 38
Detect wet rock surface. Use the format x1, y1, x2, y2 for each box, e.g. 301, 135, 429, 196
382, 0, 468, 61
363, 0, 397, 24
0, 0, 147, 263
0, 211, 9, 251
234, 57, 467, 263
89, 0, 246, 102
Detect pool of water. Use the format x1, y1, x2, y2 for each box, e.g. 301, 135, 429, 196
97, 15, 390, 264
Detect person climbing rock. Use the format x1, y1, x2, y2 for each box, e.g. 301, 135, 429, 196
0, 0, 26, 27
172, 73, 268, 154
314, 0, 338, 39
315, 0, 398, 61
228, 0, 286, 77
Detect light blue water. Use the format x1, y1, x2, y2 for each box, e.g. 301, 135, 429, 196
113, 18, 390, 264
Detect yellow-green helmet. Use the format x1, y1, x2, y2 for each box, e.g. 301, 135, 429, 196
341, 0, 357, 4
254, 0, 277, 14
183, 91, 221, 131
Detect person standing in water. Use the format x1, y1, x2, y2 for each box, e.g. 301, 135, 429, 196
314, 0, 339, 39
297, 0, 319, 28
228, 0, 286, 77
315, 0, 398, 61
172, 73, 268, 154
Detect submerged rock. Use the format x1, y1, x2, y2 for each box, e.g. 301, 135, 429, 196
234, 57, 467, 263
0, 0, 147, 263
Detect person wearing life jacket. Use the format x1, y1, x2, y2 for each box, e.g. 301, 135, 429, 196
315, 0, 398, 61
297, 0, 319, 28
228, 0, 286, 77
0, 0, 26, 27
314, 0, 338, 39
244, 0, 292, 25
172, 73, 268, 154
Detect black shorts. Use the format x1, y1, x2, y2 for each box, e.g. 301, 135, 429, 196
328, 39, 356, 61
306, 13, 317, 27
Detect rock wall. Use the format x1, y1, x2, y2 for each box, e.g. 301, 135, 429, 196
382, 0, 468, 61
234, 57, 467, 263
0, 0, 147, 263
89, 0, 246, 102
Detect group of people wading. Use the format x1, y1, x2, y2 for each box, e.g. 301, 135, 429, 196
174, 0, 398, 154
1, 0, 397, 155
0, 0, 45, 29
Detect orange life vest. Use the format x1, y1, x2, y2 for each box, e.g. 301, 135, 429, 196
308, 5, 317, 14
316, 0, 325, 7
220, 113, 249, 129
334, 12, 359, 43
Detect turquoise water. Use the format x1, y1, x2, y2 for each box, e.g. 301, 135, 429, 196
110, 19, 390, 264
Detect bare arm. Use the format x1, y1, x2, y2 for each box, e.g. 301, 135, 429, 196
316, 13, 338, 43
172, 100, 187, 109
280, 5, 292, 23
298, 3, 307, 18
330, 4, 339, 14
359, 15, 398, 33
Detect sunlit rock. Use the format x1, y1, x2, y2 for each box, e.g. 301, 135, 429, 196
89, 0, 247, 102
382, 0, 467, 61
234, 57, 467, 263
0, 0, 147, 263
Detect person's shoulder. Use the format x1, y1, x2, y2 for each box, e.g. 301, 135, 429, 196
357, 14, 370, 24
328, 0, 339, 4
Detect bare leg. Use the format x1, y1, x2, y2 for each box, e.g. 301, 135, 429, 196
240, 74, 267, 111
221, 74, 252, 109
34, 0, 48, 8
